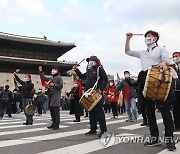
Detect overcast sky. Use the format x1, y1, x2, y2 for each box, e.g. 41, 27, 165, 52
0, 0, 180, 78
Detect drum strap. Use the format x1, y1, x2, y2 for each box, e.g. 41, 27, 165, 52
89, 67, 100, 94
27, 99, 33, 105
95, 66, 100, 89
170, 67, 178, 79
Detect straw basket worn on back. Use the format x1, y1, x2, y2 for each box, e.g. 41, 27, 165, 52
79, 88, 102, 111
143, 66, 173, 101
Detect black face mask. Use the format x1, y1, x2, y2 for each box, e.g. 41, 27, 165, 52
52, 73, 58, 77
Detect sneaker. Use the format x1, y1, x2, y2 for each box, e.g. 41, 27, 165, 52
130, 119, 137, 122
167, 143, 176, 151
144, 140, 161, 147
126, 119, 131, 122
111, 116, 118, 119
23, 122, 32, 125
85, 130, 97, 135
73, 120, 80, 122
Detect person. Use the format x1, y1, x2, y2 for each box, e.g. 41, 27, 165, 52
103, 95, 111, 114
0, 85, 13, 118
72, 55, 108, 137
171, 52, 180, 131
126, 71, 148, 126
113, 71, 138, 122
104, 80, 119, 119
67, 81, 84, 122
35, 88, 45, 116
13, 89, 22, 114
61, 96, 68, 111
39, 66, 63, 130
13, 72, 35, 125
125, 30, 176, 151
43, 93, 48, 114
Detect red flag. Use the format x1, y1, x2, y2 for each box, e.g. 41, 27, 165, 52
124, 82, 130, 102
40, 76, 47, 87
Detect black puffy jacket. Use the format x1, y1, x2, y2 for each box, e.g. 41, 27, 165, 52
75, 66, 108, 92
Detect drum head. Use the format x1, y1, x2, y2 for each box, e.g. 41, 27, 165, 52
25, 104, 35, 115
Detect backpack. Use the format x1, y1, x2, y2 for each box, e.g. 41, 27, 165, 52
1, 91, 10, 103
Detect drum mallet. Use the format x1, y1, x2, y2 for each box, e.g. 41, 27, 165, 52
77, 58, 85, 66
133, 33, 144, 36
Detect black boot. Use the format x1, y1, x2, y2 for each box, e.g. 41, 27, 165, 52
53, 125, 59, 130
140, 121, 147, 126
85, 130, 97, 135
47, 124, 54, 129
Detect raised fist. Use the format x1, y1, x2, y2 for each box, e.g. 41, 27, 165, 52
38, 66, 42, 72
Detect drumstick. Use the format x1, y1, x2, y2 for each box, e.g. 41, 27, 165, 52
77, 58, 85, 66
71, 58, 85, 72
15, 69, 20, 73
133, 34, 144, 36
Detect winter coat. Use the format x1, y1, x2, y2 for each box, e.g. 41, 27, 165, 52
36, 92, 45, 104
114, 78, 137, 100
67, 86, 84, 117
14, 75, 34, 99
40, 73, 63, 107
0, 90, 13, 107
75, 66, 108, 92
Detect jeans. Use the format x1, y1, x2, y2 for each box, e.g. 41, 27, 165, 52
16, 102, 21, 113
124, 98, 138, 120
22, 98, 33, 124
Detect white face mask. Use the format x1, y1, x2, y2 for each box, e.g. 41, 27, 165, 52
24, 77, 30, 82
88, 61, 97, 69
173, 57, 180, 63
145, 37, 155, 46
74, 84, 78, 87
38, 90, 42, 93
109, 82, 113, 86
51, 69, 58, 75
124, 74, 130, 78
